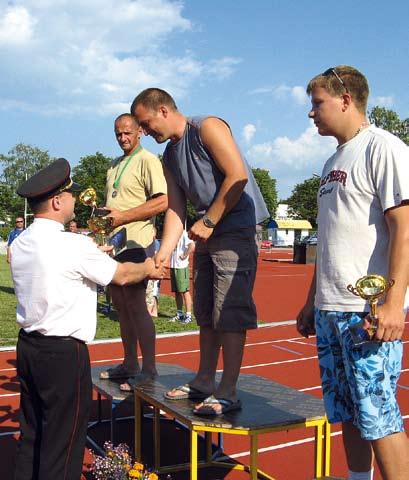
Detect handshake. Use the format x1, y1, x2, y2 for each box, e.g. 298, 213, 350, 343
144, 257, 167, 280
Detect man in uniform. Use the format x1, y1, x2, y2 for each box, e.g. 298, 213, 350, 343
100, 113, 167, 391
297, 66, 409, 480
11, 158, 164, 480
132, 89, 268, 415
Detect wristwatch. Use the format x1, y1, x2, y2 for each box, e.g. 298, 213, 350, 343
202, 214, 216, 228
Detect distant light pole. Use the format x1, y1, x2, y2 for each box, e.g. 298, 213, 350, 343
24, 173, 34, 226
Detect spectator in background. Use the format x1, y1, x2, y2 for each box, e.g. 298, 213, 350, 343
146, 228, 161, 317
170, 229, 195, 324
7, 217, 24, 263
67, 220, 79, 233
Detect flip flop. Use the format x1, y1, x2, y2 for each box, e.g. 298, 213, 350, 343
164, 384, 210, 401
100, 364, 139, 380
193, 395, 242, 416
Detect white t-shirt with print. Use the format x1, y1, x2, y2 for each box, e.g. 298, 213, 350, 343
170, 230, 193, 269
315, 125, 409, 311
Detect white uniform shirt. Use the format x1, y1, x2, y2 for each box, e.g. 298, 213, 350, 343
315, 125, 409, 311
11, 218, 117, 342
170, 230, 193, 269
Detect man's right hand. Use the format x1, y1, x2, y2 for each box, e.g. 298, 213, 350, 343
145, 258, 166, 280
296, 302, 316, 338
154, 249, 169, 269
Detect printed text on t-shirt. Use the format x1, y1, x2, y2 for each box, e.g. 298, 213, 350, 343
320, 169, 347, 187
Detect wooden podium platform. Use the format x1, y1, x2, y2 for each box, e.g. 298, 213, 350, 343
88, 363, 194, 451
132, 366, 331, 480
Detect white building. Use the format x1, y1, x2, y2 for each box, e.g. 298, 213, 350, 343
267, 204, 312, 247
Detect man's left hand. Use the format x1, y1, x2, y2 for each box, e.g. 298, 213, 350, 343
106, 208, 125, 228
371, 303, 406, 342
189, 219, 214, 242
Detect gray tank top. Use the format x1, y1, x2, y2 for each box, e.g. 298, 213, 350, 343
163, 116, 269, 235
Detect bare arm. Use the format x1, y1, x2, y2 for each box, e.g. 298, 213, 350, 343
180, 239, 195, 260
375, 204, 409, 341
189, 118, 248, 241
156, 166, 186, 264
6, 246, 11, 263
107, 194, 168, 228
111, 258, 165, 286
296, 264, 317, 337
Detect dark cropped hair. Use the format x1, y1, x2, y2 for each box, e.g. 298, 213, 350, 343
131, 88, 178, 114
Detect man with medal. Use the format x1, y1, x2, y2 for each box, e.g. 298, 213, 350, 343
297, 66, 409, 480
100, 113, 168, 391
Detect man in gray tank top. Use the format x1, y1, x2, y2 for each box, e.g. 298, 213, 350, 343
132, 88, 268, 415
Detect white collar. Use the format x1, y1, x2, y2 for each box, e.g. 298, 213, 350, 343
32, 217, 65, 231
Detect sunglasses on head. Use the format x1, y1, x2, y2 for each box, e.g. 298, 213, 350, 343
322, 67, 349, 93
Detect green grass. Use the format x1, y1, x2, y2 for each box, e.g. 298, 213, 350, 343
0, 255, 197, 348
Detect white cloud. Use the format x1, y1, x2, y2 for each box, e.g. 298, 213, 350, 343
0, 6, 36, 46
242, 123, 256, 144
246, 121, 337, 198
291, 86, 309, 106
0, 1, 241, 116
250, 84, 308, 106
370, 96, 394, 108
207, 57, 242, 80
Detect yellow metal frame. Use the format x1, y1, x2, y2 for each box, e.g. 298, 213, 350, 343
135, 394, 331, 479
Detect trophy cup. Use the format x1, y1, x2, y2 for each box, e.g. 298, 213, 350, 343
347, 274, 394, 343
79, 187, 113, 245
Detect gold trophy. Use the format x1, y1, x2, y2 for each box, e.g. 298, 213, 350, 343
79, 187, 113, 245
347, 274, 394, 342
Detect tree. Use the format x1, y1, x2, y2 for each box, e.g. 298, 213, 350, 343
72, 152, 112, 228
286, 176, 321, 228
252, 168, 278, 221
369, 106, 409, 145
0, 143, 55, 222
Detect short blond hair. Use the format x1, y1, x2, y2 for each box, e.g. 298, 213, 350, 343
307, 65, 369, 114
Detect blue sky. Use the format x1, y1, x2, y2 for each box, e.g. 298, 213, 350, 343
1, 0, 408, 198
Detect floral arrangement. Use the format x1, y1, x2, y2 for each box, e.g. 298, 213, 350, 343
90, 441, 159, 480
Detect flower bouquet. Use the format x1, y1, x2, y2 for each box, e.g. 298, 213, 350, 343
91, 442, 159, 480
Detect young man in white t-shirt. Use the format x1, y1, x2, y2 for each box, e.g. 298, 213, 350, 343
297, 66, 409, 480
169, 230, 195, 323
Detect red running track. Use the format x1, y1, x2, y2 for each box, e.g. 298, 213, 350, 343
1, 250, 408, 479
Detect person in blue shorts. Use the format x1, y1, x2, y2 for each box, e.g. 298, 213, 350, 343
297, 66, 409, 480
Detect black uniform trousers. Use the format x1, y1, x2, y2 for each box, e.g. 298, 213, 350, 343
14, 329, 92, 480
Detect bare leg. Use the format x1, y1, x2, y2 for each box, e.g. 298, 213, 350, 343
175, 292, 184, 311
183, 290, 192, 313
372, 432, 409, 480
166, 326, 219, 398
110, 284, 140, 373
122, 284, 157, 377
214, 331, 246, 400
342, 421, 373, 472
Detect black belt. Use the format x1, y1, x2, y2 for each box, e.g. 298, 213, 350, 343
19, 329, 85, 344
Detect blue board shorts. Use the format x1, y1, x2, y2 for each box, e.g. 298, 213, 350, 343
315, 309, 404, 440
